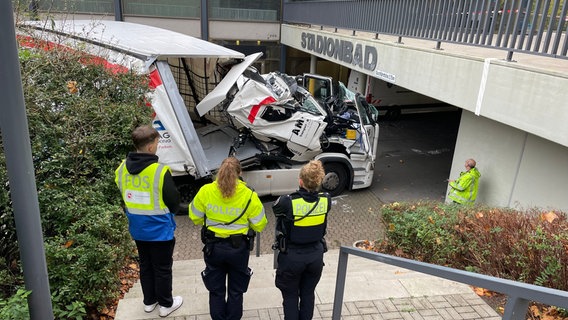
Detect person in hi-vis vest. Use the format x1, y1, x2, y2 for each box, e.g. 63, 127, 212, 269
189, 157, 267, 320
115, 125, 183, 317
272, 160, 331, 320
448, 158, 481, 206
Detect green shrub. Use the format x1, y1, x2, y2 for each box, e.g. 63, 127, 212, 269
377, 202, 568, 292
378, 201, 465, 265
0, 289, 31, 320
44, 193, 133, 307
0, 288, 88, 320
0, 39, 152, 316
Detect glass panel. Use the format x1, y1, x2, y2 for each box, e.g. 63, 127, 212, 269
123, 0, 200, 18
37, 0, 113, 13
209, 0, 280, 22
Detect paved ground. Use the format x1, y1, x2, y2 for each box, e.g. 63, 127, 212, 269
115, 111, 503, 319
116, 250, 500, 320
173, 189, 383, 262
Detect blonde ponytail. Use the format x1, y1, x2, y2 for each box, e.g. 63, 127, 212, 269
217, 157, 242, 198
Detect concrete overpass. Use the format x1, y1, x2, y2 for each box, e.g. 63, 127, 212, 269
281, 23, 568, 212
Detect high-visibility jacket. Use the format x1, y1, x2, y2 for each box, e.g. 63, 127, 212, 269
289, 193, 329, 244
448, 167, 481, 205
189, 180, 267, 238
273, 189, 331, 245
115, 161, 175, 241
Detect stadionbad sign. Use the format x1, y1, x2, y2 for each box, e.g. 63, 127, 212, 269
300, 32, 378, 72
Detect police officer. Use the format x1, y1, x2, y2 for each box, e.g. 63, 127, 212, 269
189, 157, 267, 320
272, 160, 331, 320
115, 125, 183, 317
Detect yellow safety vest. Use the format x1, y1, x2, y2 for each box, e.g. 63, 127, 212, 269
115, 161, 169, 215
448, 167, 481, 206
288, 194, 329, 244
189, 180, 267, 238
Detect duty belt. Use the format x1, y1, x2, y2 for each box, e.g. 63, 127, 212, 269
287, 241, 321, 249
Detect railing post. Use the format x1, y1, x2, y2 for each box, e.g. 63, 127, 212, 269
502, 296, 529, 320
331, 249, 349, 320
506, 50, 515, 62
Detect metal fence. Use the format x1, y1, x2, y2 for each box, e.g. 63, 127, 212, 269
333, 246, 568, 320
283, 0, 568, 61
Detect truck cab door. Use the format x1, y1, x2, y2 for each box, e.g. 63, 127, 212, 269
355, 96, 379, 160
302, 74, 334, 107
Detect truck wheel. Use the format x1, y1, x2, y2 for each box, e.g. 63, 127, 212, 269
322, 163, 347, 197
175, 178, 211, 215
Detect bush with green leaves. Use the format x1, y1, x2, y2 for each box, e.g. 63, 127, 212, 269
378, 201, 465, 265
378, 201, 568, 292
0, 39, 153, 316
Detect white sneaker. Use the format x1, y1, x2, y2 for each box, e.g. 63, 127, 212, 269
159, 296, 183, 317
144, 302, 158, 313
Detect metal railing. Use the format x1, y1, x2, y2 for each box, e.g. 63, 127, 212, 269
333, 246, 568, 320
283, 0, 568, 61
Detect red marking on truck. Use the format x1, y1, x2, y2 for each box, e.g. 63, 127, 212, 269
248, 96, 276, 123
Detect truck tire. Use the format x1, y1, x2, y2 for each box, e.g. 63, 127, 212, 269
322, 162, 347, 197
175, 178, 211, 215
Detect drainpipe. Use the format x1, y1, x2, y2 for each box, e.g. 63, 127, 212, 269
114, 0, 123, 21
201, 0, 209, 40
310, 55, 317, 74
280, 45, 287, 73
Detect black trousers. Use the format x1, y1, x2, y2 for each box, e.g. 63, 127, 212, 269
135, 238, 175, 308
275, 243, 324, 320
202, 240, 252, 320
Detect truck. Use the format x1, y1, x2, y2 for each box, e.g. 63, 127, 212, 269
18, 20, 379, 201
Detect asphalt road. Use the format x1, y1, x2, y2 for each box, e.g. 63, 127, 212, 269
371, 109, 461, 203
173, 109, 461, 261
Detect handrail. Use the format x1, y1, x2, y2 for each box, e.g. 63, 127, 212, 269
333, 246, 568, 320
283, 0, 568, 61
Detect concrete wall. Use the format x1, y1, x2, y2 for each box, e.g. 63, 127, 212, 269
39, 14, 280, 41
125, 17, 202, 38
108, 17, 280, 42
450, 111, 568, 212
209, 21, 279, 41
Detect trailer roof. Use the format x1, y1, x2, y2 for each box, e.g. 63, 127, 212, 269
19, 20, 245, 61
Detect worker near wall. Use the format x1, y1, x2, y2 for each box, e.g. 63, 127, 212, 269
189, 157, 267, 320
272, 160, 331, 320
448, 158, 481, 205
115, 125, 183, 317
